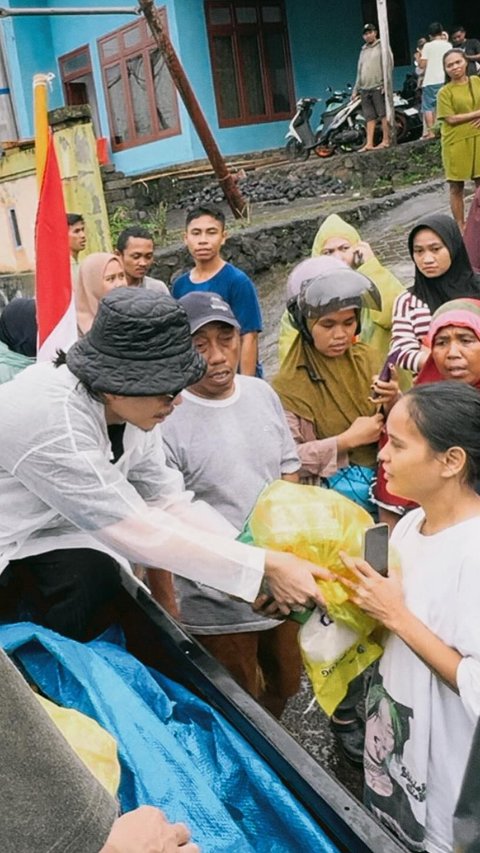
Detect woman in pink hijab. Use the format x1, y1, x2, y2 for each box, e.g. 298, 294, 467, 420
75, 252, 126, 335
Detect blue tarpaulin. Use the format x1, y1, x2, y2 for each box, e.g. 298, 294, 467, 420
0, 622, 339, 853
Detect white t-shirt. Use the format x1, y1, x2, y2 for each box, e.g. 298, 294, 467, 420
364, 509, 480, 852
421, 39, 452, 87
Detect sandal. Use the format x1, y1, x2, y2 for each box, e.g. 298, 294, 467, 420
330, 716, 365, 766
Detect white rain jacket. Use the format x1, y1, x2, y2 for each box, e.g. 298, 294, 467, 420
0, 363, 264, 601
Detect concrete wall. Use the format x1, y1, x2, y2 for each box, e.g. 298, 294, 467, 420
0, 111, 110, 278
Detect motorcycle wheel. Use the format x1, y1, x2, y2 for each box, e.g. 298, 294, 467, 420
395, 111, 409, 143
314, 144, 335, 158
338, 126, 367, 153
285, 138, 310, 161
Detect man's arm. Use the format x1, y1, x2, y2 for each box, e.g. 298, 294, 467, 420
281, 471, 300, 483
146, 568, 180, 619
239, 331, 258, 375
465, 41, 480, 61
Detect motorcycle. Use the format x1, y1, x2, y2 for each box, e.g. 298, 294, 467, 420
388, 78, 422, 143
285, 82, 422, 160
284, 96, 322, 161
285, 89, 366, 160
314, 86, 366, 157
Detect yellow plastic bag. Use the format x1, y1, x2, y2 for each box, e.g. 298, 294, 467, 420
244, 480, 387, 715
37, 694, 121, 797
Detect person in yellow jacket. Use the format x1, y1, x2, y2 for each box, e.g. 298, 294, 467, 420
279, 214, 405, 365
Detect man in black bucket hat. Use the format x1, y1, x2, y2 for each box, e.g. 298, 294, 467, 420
0, 288, 328, 639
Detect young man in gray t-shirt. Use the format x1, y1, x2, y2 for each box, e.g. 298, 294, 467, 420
161, 291, 302, 717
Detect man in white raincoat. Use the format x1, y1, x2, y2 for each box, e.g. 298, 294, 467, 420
0, 288, 327, 638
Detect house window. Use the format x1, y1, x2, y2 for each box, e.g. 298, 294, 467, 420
98, 13, 180, 151
361, 0, 410, 67
59, 45, 101, 136
206, 1, 294, 127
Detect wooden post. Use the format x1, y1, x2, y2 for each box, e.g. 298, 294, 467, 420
139, 0, 248, 219
376, 0, 396, 145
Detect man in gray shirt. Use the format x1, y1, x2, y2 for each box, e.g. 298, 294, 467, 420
116, 226, 168, 294
161, 292, 302, 717
352, 22, 393, 151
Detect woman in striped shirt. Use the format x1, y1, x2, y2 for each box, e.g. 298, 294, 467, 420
390, 213, 480, 375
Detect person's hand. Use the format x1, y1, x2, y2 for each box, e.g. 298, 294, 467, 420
418, 345, 430, 369
101, 806, 199, 853
262, 551, 331, 616
341, 413, 384, 450
338, 552, 407, 631
470, 117, 480, 129
354, 240, 375, 264
369, 365, 400, 410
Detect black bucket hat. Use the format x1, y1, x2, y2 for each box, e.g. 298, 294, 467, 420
66, 287, 206, 396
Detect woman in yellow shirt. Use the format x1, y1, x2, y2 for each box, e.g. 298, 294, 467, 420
437, 48, 480, 230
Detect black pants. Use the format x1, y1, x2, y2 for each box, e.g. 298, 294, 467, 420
6, 548, 121, 641
334, 673, 365, 720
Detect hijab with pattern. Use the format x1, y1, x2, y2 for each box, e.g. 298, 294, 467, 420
408, 214, 480, 314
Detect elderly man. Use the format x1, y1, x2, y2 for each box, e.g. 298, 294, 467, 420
161, 291, 302, 716
0, 289, 326, 639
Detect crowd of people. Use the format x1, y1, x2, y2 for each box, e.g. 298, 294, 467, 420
353, 19, 480, 234
1, 173, 480, 848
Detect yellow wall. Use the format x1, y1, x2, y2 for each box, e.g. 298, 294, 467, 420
0, 118, 111, 276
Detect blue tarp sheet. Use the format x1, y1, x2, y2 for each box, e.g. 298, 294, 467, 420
0, 622, 339, 853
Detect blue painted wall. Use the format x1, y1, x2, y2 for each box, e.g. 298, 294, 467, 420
1, 0, 458, 175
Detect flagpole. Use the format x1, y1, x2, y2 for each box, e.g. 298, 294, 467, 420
33, 73, 51, 188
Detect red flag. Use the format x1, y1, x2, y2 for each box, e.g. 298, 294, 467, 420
35, 132, 77, 360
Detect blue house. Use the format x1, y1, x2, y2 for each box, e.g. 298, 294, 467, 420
1, 0, 478, 176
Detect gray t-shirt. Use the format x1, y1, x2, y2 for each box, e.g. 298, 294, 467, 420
0, 648, 117, 852
355, 39, 393, 91
142, 275, 169, 294
161, 375, 300, 633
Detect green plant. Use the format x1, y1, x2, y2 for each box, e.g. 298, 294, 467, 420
108, 201, 169, 248
109, 205, 134, 246
149, 200, 168, 246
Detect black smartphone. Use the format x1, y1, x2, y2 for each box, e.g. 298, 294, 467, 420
364, 523, 389, 576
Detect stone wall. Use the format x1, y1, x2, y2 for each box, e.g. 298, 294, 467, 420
101, 164, 136, 218
104, 138, 442, 219
152, 178, 445, 284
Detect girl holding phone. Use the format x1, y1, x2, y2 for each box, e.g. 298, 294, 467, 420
341, 382, 480, 851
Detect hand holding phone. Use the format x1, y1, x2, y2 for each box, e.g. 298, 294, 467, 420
364, 523, 389, 577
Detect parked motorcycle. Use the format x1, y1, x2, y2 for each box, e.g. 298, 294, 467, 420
285, 82, 422, 160
285, 89, 366, 161
284, 97, 322, 161
389, 80, 422, 143
314, 86, 366, 157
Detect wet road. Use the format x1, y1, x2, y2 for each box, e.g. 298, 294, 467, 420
260, 183, 453, 800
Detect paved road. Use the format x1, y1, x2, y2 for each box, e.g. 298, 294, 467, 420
263, 184, 453, 800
